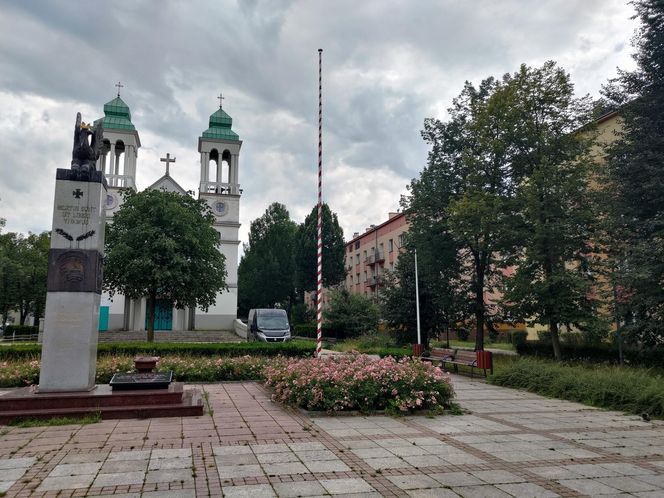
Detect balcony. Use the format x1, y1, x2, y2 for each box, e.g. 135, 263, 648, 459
365, 249, 385, 266
367, 275, 385, 287
199, 181, 242, 195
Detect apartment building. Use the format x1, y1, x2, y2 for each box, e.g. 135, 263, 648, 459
344, 212, 409, 296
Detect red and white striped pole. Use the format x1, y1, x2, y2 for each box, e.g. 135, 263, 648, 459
316, 48, 323, 358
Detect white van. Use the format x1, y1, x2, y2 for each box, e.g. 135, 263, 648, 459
247, 308, 291, 342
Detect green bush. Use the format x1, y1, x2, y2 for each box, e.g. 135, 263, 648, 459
456, 328, 470, 341
0, 340, 316, 360
491, 357, 664, 418
508, 330, 528, 347
3, 325, 38, 337
292, 323, 345, 339
516, 340, 664, 368
323, 289, 380, 338
537, 330, 552, 342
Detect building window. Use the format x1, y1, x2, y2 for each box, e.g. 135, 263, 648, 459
355, 254, 360, 264
398, 234, 404, 247
348, 245, 352, 253
363, 271, 367, 282
356, 273, 360, 284
354, 241, 360, 250
389, 239, 394, 252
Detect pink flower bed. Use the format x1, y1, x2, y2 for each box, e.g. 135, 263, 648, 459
264, 354, 454, 413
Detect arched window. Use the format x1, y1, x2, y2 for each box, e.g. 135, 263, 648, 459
100, 139, 111, 174
221, 149, 231, 184
209, 149, 219, 184
114, 140, 125, 176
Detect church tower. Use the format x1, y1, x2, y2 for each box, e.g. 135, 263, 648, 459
94, 92, 141, 219
95, 91, 141, 331
196, 100, 242, 329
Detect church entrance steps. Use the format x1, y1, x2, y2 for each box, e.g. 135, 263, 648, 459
98, 329, 241, 343
0, 382, 203, 424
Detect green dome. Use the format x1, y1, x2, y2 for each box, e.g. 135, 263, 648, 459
202, 108, 239, 140
94, 96, 135, 131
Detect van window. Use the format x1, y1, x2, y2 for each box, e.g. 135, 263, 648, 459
257, 312, 289, 330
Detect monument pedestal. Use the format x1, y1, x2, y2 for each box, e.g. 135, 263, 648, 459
38, 169, 106, 392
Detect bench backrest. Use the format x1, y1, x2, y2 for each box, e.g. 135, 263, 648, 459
430, 347, 455, 358
454, 351, 477, 364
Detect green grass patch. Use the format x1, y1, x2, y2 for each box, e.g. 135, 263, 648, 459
490, 357, 664, 418
9, 412, 101, 428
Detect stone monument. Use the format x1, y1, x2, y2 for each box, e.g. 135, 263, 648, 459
38, 113, 106, 392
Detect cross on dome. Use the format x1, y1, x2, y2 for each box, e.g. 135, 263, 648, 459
160, 153, 176, 176
115, 81, 124, 97
217, 93, 225, 108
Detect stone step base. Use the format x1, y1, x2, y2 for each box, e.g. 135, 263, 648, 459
0, 383, 204, 424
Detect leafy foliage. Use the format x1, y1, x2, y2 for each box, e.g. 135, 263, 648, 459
238, 203, 298, 316
294, 204, 345, 293
104, 189, 226, 341
323, 288, 380, 338
0, 231, 49, 326
491, 357, 664, 418
601, 0, 664, 345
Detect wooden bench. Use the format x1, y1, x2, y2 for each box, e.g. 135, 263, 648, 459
421, 349, 492, 378
421, 347, 456, 364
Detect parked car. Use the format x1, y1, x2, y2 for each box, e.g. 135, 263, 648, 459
247, 308, 291, 342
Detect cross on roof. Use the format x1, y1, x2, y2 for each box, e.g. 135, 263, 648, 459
115, 81, 124, 97
160, 153, 176, 176
217, 93, 225, 108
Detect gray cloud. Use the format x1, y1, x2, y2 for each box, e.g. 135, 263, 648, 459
0, 0, 637, 249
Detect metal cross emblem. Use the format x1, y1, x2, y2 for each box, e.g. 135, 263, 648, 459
160, 153, 176, 176
217, 93, 225, 108
73, 189, 84, 199
115, 81, 124, 97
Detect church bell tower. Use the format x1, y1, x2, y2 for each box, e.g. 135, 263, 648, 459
196, 96, 242, 329
94, 86, 141, 219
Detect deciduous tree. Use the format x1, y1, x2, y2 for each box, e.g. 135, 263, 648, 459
104, 190, 226, 342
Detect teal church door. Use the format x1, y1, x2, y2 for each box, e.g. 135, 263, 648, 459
146, 299, 173, 330
98, 306, 109, 331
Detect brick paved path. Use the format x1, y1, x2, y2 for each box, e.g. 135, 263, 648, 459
0, 375, 662, 497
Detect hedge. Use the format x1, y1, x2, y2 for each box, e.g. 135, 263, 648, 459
0, 340, 317, 360
3, 325, 38, 337
516, 340, 664, 369
293, 323, 346, 340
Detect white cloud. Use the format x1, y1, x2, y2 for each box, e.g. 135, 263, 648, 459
0, 0, 638, 255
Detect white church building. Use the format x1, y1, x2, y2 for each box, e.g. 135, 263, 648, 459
96, 94, 241, 331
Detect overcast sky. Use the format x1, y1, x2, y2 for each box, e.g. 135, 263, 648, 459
0, 0, 637, 252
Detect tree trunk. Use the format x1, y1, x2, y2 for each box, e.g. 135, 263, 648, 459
147, 291, 156, 343
550, 320, 562, 361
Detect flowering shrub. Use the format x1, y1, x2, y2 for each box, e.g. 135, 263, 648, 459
0, 359, 40, 387
263, 354, 454, 413
0, 355, 274, 387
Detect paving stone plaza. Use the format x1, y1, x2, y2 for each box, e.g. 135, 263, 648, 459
1, 376, 663, 497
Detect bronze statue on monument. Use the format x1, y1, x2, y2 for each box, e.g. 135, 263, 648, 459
71, 112, 104, 181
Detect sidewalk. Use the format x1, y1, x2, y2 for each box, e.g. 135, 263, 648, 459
0, 376, 662, 497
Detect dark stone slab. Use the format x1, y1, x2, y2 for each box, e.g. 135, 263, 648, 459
109, 371, 173, 390
47, 248, 103, 293
56, 168, 108, 187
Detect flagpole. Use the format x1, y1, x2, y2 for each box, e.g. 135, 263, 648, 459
316, 48, 323, 358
